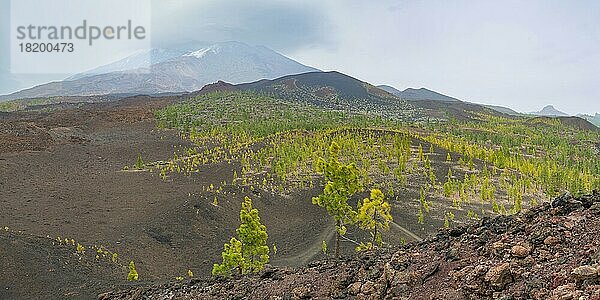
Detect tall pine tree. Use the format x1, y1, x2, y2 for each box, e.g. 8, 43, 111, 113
312, 142, 362, 258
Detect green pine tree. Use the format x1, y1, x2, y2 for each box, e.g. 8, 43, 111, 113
312, 142, 362, 258
134, 154, 144, 170
127, 261, 139, 281
356, 189, 393, 250
212, 237, 243, 276
212, 196, 270, 276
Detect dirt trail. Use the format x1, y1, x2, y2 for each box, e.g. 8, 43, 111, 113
273, 218, 423, 267
273, 227, 335, 266
389, 220, 423, 241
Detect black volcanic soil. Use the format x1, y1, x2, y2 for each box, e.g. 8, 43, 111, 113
0, 95, 548, 299
101, 192, 600, 300
0, 96, 405, 299
527, 116, 599, 132
0, 96, 334, 297
0, 230, 125, 299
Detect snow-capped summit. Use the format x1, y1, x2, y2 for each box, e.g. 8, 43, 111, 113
185, 47, 214, 59
1, 41, 319, 101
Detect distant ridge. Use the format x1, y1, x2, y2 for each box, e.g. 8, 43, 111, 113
398, 87, 461, 102
377, 85, 403, 95
577, 113, 600, 127
527, 116, 598, 131
376, 85, 460, 102
484, 104, 521, 116
375, 85, 514, 119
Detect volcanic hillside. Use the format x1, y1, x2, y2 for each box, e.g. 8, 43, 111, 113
101, 192, 600, 300
197, 71, 419, 120
0, 83, 598, 299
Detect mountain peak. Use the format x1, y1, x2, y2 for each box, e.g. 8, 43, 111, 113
533, 105, 568, 117
1, 42, 320, 101
183, 41, 259, 58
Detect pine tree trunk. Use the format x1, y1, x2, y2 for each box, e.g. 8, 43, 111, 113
335, 220, 341, 259
372, 226, 377, 248
239, 244, 244, 275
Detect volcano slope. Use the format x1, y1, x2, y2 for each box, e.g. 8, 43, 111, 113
0, 88, 598, 299
0, 95, 340, 298
101, 192, 600, 300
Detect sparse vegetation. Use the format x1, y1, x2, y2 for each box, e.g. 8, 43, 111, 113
150, 91, 599, 234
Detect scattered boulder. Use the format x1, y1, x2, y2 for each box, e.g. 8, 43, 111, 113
360, 280, 375, 294
511, 245, 530, 258
485, 263, 513, 290
549, 283, 582, 300
544, 236, 560, 246
347, 282, 362, 295
571, 265, 599, 281
292, 285, 312, 299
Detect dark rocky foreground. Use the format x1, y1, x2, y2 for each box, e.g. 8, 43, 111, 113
100, 192, 600, 300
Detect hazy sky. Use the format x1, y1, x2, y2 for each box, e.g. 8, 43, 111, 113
1, 0, 599, 115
